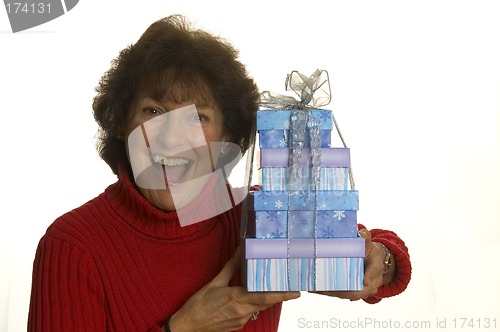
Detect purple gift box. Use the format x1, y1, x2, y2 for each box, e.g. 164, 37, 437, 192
245, 237, 365, 258
257, 109, 333, 130
260, 148, 350, 168
261, 167, 349, 191
244, 238, 365, 291
247, 210, 358, 239
249, 190, 359, 211
259, 130, 332, 148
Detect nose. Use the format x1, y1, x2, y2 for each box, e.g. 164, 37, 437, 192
153, 111, 187, 149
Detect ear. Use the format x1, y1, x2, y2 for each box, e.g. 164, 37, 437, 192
221, 140, 240, 156
220, 141, 229, 154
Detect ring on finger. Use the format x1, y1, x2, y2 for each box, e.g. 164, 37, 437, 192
251, 311, 260, 321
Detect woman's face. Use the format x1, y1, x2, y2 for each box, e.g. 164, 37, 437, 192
124, 95, 226, 211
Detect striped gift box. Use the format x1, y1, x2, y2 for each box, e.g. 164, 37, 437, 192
245, 238, 364, 291
261, 167, 349, 191
246, 258, 364, 291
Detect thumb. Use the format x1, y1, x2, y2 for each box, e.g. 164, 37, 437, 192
210, 247, 242, 287
358, 228, 372, 241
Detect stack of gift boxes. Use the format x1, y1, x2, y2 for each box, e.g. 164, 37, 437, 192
244, 109, 365, 292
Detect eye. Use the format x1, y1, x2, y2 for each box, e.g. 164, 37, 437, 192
196, 113, 209, 122
187, 112, 209, 124
143, 107, 162, 117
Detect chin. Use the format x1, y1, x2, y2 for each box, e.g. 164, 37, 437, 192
140, 188, 177, 211
136, 165, 213, 211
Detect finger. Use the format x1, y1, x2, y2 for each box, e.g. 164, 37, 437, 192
311, 290, 362, 300
244, 291, 301, 308
210, 247, 242, 287
363, 271, 383, 295
311, 289, 372, 301
363, 263, 382, 287
363, 242, 385, 287
358, 228, 371, 240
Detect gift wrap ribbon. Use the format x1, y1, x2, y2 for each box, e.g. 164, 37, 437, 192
258, 69, 332, 290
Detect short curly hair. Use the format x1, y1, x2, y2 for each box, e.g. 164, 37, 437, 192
93, 15, 259, 175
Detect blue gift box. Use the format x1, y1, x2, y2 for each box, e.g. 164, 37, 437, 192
258, 130, 332, 148
245, 238, 364, 291
261, 167, 349, 191
248, 210, 358, 239
250, 190, 359, 211
257, 109, 333, 130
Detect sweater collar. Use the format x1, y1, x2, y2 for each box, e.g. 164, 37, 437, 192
104, 162, 217, 239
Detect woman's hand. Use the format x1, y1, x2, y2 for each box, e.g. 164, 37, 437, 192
311, 228, 395, 301
167, 248, 300, 332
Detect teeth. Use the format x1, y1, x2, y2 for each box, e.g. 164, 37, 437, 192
153, 155, 189, 166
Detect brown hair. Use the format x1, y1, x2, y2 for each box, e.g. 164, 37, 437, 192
92, 15, 259, 175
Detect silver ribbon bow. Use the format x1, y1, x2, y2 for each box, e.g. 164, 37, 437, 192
258, 69, 331, 110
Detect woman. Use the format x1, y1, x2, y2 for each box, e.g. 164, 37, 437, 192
28, 15, 411, 332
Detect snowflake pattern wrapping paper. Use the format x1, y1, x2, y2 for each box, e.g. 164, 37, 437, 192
249, 190, 359, 211
256, 110, 333, 130
247, 210, 358, 239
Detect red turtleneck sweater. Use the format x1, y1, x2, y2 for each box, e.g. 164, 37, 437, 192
28, 165, 411, 331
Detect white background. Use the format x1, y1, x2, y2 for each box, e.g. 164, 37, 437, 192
1, 1, 500, 331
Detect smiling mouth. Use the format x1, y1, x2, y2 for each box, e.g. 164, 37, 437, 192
151, 154, 192, 185
153, 155, 190, 166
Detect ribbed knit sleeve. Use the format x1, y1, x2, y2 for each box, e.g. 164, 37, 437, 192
28, 236, 106, 331
360, 227, 412, 304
